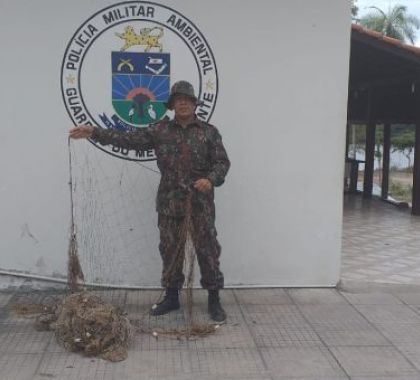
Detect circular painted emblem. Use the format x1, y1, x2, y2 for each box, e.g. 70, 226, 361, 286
61, 1, 218, 161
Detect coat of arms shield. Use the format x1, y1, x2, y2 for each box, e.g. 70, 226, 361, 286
111, 51, 170, 126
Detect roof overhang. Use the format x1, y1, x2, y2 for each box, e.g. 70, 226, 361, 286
348, 24, 420, 123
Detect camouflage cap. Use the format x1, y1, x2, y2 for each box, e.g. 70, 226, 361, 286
165, 80, 202, 110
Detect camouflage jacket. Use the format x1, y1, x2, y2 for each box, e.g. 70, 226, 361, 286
91, 118, 230, 217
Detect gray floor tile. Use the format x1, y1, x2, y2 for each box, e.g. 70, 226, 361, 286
376, 323, 420, 344
317, 328, 389, 347
351, 376, 420, 380
125, 289, 163, 313
272, 377, 348, 380
340, 292, 403, 305
394, 343, 420, 372
395, 293, 420, 305
35, 351, 119, 380
355, 305, 420, 324
408, 305, 420, 317
233, 288, 293, 305
190, 321, 256, 350
0, 353, 42, 380
243, 304, 309, 326
330, 346, 418, 377
0, 318, 40, 332
110, 349, 195, 380
0, 330, 52, 354
260, 346, 347, 378
190, 348, 267, 377
288, 288, 348, 305
298, 305, 372, 331
248, 322, 322, 348
0, 294, 12, 308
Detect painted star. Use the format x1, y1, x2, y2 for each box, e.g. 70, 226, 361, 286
66, 75, 76, 85
206, 79, 214, 90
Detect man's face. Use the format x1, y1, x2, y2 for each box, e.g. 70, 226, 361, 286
173, 95, 196, 120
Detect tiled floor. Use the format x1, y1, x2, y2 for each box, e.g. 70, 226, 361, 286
341, 194, 420, 285
3, 287, 420, 379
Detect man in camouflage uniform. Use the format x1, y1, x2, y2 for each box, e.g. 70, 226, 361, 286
69, 81, 230, 322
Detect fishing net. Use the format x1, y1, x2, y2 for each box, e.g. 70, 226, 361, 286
14, 291, 131, 362
67, 137, 84, 293
11, 138, 219, 361
49, 292, 131, 362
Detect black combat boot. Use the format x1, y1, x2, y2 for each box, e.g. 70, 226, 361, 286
150, 288, 180, 316
208, 290, 226, 323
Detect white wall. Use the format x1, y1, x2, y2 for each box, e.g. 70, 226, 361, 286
0, 0, 351, 289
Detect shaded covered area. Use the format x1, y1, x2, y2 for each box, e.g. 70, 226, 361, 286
346, 24, 420, 215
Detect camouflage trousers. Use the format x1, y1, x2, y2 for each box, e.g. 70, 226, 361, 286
158, 212, 224, 290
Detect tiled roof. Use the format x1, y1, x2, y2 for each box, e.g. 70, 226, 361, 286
352, 23, 420, 57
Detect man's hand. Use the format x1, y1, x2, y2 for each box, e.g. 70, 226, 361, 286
194, 178, 213, 193
69, 125, 95, 139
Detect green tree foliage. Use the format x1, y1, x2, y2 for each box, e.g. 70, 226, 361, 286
348, 124, 415, 169
391, 125, 415, 168
360, 4, 420, 44
375, 127, 384, 167
351, 0, 359, 18
348, 125, 366, 157
389, 181, 412, 203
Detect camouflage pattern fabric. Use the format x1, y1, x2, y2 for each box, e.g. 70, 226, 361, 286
158, 212, 224, 290
91, 117, 230, 289
91, 118, 230, 217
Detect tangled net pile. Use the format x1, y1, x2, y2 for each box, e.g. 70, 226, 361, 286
36, 292, 132, 362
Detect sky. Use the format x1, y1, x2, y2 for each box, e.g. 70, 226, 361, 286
356, 0, 420, 46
